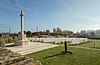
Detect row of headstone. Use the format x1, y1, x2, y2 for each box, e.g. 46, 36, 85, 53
28, 37, 88, 44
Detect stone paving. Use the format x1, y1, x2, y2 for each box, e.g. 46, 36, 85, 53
6, 42, 58, 55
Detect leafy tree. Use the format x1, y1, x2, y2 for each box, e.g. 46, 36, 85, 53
53, 27, 62, 35
53, 28, 56, 34
90, 32, 95, 36
0, 33, 2, 37
68, 31, 73, 35
46, 30, 50, 35
57, 27, 62, 34
26, 31, 32, 37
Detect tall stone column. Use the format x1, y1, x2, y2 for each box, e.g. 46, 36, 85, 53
14, 11, 30, 46
20, 11, 24, 41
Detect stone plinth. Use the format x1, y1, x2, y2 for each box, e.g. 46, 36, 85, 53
15, 34, 30, 46
15, 40, 30, 46
15, 33, 30, 46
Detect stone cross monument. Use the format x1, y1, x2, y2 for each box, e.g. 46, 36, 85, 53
20, 11, 24, 41
15, 11, 30, 46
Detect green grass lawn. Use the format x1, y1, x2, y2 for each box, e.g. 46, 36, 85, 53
75, 39, 100, 49
26, 39, 100, 65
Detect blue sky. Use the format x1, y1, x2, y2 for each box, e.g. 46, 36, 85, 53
0, 0, 100, 33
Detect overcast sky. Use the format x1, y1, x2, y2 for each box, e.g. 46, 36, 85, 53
0, 0, 100, 33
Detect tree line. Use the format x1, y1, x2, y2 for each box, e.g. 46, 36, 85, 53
25, 27, 74, 37
0, 27, 74, 37
1, 28, 100, 38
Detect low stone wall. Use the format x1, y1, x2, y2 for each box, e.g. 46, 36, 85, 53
28, 37, 88, 44
0, 48, 42, 65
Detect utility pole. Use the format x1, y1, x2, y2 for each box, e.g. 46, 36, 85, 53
36, 26, 39, 36
36, 26, 38, 32
9, 26, 11, 36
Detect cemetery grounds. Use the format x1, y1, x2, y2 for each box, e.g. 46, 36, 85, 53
27, 39, 100, 65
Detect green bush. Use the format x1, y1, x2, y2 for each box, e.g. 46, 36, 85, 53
4, 39, 14, 43
30, 40, 33, 42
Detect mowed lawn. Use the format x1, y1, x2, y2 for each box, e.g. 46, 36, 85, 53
26, 40, 100, 65
75, 39, 100, 48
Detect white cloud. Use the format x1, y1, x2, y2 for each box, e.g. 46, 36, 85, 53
80, 15, 100, 21
0, 21, 7, 24
72, 14, 100, 22
15, 0, 38, 17
56, 0, 73, 13
0, 0, 18, 11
